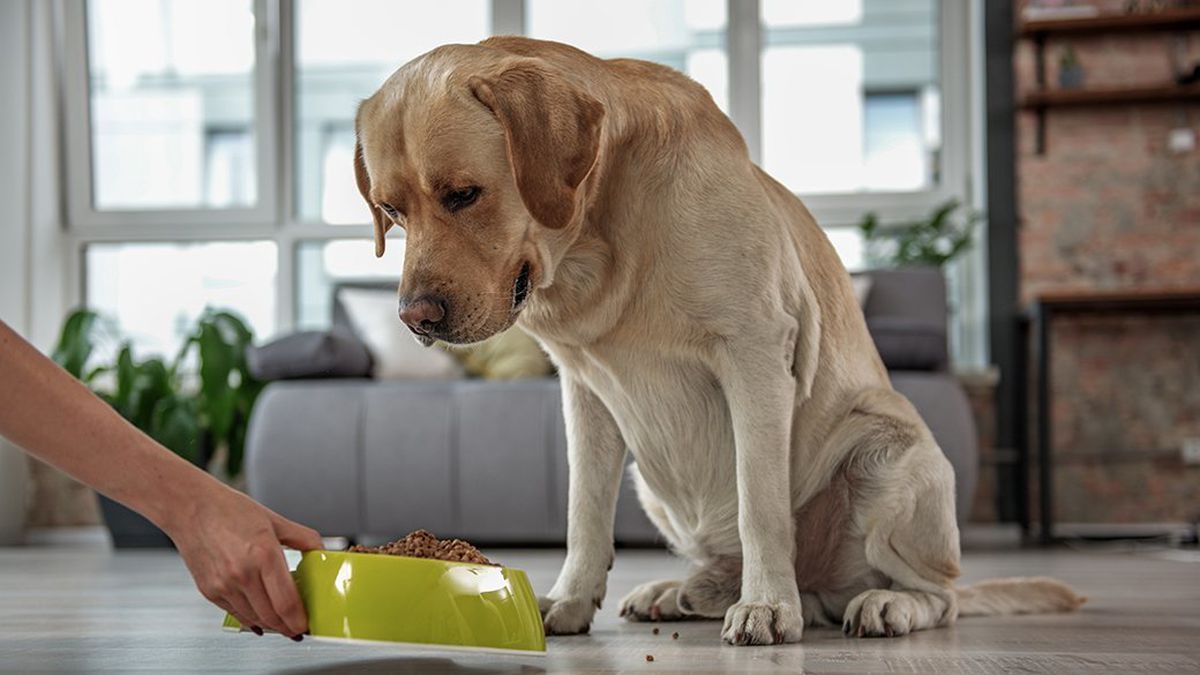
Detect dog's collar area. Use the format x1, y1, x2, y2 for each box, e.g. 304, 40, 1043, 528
512, 262, 531, 310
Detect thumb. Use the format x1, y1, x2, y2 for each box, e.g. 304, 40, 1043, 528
272, 515, 324, 551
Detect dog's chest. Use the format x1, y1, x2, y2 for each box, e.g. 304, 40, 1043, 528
568, 345, 737, 501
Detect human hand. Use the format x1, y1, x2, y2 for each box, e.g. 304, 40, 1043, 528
162, 481, 323, 640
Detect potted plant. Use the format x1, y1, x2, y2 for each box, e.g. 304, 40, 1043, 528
858, 199, 980, 269
51, 308, 262, 547
1058, 45, 1085, 89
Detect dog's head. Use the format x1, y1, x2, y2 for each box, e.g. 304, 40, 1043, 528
354, 45, 605, 345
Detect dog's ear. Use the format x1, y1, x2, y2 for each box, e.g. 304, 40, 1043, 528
468, 64, 604, 230
354, 122, 391, 258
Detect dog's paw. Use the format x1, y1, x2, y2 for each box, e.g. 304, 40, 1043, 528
619, 579, 684, 622
842, 589, 915, 638
721, 599, 804, 646
539, 595, 597, 635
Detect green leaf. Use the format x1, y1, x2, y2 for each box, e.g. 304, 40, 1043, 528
113, 343, 137, 421
52, 309, 101, 380
150, 395, 201, 466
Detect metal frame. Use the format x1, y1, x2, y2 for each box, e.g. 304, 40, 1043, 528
59, 0, 982, 348
984, 0, 1026, 529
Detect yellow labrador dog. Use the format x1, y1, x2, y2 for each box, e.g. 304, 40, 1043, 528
355, 37, 1083, 645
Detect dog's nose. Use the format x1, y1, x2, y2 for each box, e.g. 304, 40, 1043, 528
398, 296, 447, 335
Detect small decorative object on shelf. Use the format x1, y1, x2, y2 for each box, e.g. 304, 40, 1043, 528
1058, 45, 1086, 88
1023, 0, 1099, 22
1125, 0, 1173, 14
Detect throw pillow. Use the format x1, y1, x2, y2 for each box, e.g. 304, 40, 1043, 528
245, 329, 372, 381
445, 326, 554, 380
336, 288, 464, 380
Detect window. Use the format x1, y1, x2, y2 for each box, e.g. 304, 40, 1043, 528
295, 239, 404, 330
71, 0, 269, 220
759, 0, 941, 196
63, 1, 978, 364
85, 242, 277, 358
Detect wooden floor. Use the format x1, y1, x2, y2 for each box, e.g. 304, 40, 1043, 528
1, 545, 1198, 673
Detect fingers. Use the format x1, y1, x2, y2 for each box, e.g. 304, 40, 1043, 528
261, 545, 310, 637
273, 516, 323, 552
222, 590, 261, 636
243, 572, 293, 637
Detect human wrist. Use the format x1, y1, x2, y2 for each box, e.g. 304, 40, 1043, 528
122, 442, 213, 536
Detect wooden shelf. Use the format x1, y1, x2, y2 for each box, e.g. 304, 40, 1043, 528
1020, 83, 1200, 109
1019, 7, 1200, 38
1031, 287, 1200, 312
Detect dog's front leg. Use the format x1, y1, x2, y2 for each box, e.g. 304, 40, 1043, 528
540, 374, 627, 635
715, 334, 805, 645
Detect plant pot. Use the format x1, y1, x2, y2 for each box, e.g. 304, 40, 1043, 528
1059, 66, 1085, 89
0, 441, 29, 545
98, 495, 174, 549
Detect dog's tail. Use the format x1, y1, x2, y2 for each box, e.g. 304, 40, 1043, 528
955, 577, 1087, 617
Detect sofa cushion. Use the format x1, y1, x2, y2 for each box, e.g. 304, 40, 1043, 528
245, 329, 372, 381
867, 317, 948, 371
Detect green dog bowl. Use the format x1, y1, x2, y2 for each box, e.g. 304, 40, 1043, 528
222, 550, 545, 655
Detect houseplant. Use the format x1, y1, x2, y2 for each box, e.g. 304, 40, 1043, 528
858, 199, 980, 269
51, 308, 262, 547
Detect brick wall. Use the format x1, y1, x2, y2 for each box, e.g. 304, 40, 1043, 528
1016, 0, 1200, 524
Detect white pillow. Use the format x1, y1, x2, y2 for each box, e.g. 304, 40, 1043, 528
851, 275, 873, 307
336, 288, 464, 380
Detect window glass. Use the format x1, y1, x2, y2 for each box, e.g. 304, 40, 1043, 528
760, 0, 940, 194
85, 0, 258, 210
86, 242, 277, 358
295, 0, 491, 224
295, 239, 405, 330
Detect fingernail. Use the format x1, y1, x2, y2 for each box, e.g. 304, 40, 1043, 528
250, 626, 263, 636
291, 634, 304, 642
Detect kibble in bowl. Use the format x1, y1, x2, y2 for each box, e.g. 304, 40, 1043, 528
348, 529, 496, 566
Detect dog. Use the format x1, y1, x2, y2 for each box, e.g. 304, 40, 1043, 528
354, 36, 1085, 645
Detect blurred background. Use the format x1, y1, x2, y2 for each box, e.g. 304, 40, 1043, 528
0, 0, 1197, 552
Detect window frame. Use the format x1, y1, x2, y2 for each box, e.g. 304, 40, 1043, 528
61, 0, 280, 229
60, 0, 983, 364
726, 0, 972, 228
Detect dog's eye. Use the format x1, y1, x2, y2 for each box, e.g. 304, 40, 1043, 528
442, 186, 482, 213
377, 203, 401, 221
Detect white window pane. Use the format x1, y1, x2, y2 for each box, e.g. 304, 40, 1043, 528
295, 0, 490, 224
763, 45, 865, 194
296, 239, 405, 329
527, 0, 727, 109
824, 228, 865, 271
761, 0, 939, 195
863, 94, 926, 191
86, 0, 258, 210
86, 242, 277, 358
763, 0, 863, 27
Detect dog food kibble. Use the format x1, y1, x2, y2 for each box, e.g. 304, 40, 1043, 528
671, 632, 679, 640
645, 655, 655, 662
348, 529, 496, 566
652, 627, 659, 635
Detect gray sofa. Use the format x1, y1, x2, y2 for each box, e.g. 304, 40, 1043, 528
245, 267, 976, 544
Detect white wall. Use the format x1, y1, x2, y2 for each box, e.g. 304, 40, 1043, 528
0, 0, 33, 544
0, 0, 32, 333
0, 0, 69, 543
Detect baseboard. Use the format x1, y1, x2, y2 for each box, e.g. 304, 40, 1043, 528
23, 525, 111, 548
